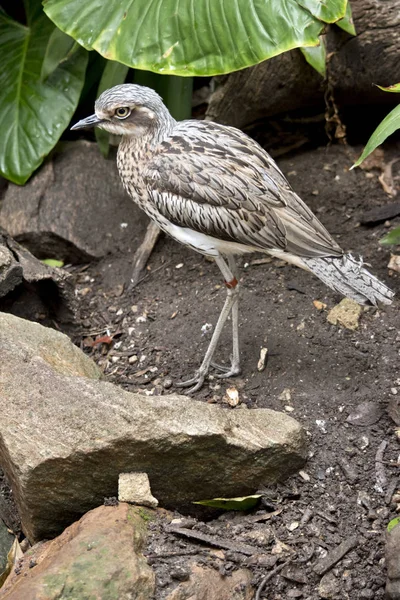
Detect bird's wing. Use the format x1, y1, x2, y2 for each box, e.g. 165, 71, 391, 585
144, 121, 343, 258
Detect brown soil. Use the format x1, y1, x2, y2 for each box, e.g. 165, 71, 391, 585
2, 142, 400, 599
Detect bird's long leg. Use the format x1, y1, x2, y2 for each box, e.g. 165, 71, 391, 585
176, 255, 239, 393
211, 255, 241, 378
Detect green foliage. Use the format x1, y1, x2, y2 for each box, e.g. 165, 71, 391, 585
300, 37, 326, 76
193, 495, 262, 511
352, 103, 400, 168
380, 227, 400, 247
1, 0, 351, 185
336, 1, 356, 35
41, 258, 64, 267
43, 0, 348, 76
352, 83, 400, 246
388, 516, 400, 532
0, 0, 88, 184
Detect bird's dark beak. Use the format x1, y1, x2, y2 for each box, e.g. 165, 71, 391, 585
71, 114, 103, 131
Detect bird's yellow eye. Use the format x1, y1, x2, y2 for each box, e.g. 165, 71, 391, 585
115, 107, 131, 119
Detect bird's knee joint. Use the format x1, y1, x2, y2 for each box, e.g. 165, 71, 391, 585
225, 277, 238, 291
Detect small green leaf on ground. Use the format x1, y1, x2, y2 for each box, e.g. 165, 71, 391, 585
351, 104, 400, 168
336, 1, 356, 35
381, 227, 400, 246
300, 37, 326, 76
193, 495, 262, 511
388, 517, 400, 533
41, 258, 64, 268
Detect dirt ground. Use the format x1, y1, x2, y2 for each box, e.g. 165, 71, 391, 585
2, 142, 400, 599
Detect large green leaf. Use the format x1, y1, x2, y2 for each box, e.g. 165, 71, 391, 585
42, 0, 346, 76
296, 0, 347, 23
352, 104, 400, 168
300, 36, 326, 76
336, 1, 356, 35
0, 1, 88, 184
41, 27, 79, 80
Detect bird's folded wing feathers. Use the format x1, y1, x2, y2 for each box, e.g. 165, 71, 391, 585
144, 121, 343, 258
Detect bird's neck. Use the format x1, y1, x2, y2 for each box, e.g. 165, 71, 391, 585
116, 110, 176, 205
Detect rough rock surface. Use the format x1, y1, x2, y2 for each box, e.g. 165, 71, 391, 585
118, 472, 159, 508
0, 520, 13, 573
165, 565, 253, 600
207, 0, 400, 128
0, 504, 155, 600
386, 523, 400, 599
0, 141, 148, 263
0, 312, 307, 542
0, 228, 75, 322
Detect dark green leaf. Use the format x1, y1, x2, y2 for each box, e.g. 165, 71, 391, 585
41, 27, 79, 80
95, 60, 129, 157
0, 3, 88, 184
43, 0, 336, 76
352, 104, 400, 168
376, 83, 400, 93
380, 226, 400, 246
193, 495, 262, 511
388, 516, 400, 532
300, 36, 326, 76
336, 1, 356, 35
296, 0, 347, 23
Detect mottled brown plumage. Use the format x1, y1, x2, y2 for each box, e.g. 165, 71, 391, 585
72, 84, 394, 392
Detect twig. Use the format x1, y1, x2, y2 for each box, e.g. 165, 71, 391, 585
146, 549, 201, 560
129, 221, 161, 290
133, 259, 171, 288
166, 525, 259, 556
375, 440, 388, 493
313, 536, 358, 575
255, 558, 293, 600
385, 477, 399, 505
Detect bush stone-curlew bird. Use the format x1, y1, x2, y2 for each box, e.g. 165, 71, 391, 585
72, 84, 394, 393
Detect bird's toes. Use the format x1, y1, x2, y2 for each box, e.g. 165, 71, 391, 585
175, 370, 207, 393
210, 361, 231, 374
215, 365, 241, 380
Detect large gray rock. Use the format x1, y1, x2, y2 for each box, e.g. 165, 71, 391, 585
0, 312, 307, 542
0, 141, 148, 263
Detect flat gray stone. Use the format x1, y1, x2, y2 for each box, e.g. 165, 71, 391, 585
0, 312, 307, 542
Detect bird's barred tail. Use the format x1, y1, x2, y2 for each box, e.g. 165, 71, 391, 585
303, 254, 394, 306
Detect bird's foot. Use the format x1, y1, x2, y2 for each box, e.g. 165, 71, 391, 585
175, 369, 207, 394
211, 360, 241, 379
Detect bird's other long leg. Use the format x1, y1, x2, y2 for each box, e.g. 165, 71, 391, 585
176, 255, 238, 393
212, 255, 241, 378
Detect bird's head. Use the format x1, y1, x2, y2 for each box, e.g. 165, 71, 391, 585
71, 84, 172, 138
